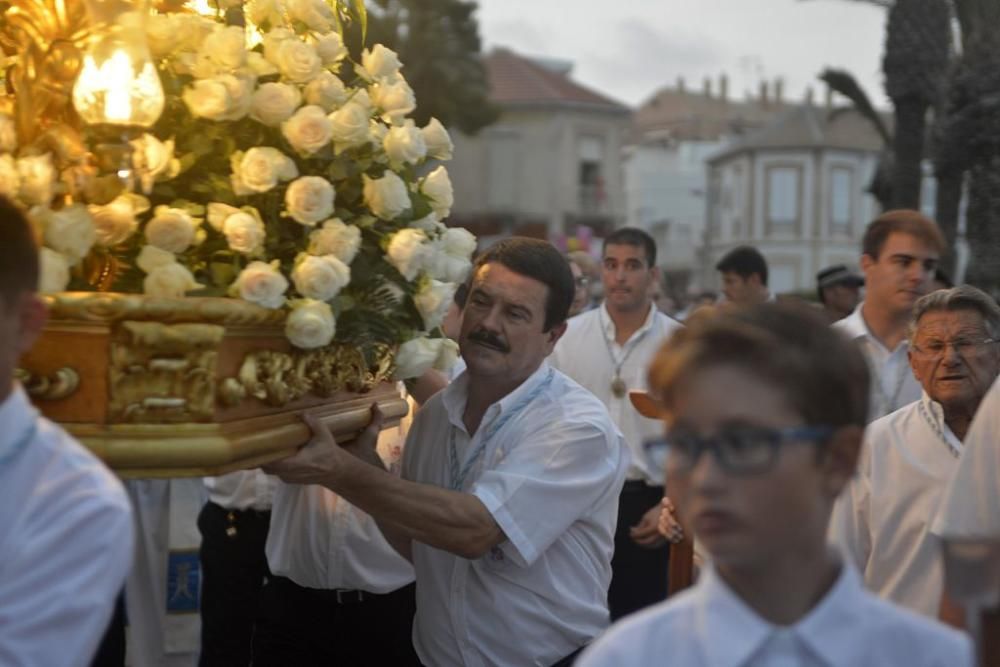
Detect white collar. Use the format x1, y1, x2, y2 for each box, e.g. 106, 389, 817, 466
838, 302, 909, 355
696, 560, 866, 667
599, 302, 657, 346
442, 361, 552, 436
0, 384, 38, 462
920, 392, 965, 454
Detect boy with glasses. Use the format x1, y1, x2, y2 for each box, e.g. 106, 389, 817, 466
578, 303, 972, 666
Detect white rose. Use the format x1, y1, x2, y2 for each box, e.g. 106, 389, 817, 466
203, 25, 247, 71
368, 119, 388, 145
441, 226, 476, 259
250, 82, 301, 127
176, 14, 217, 54
386, 228, 430, 281
291, 253, 350, 301
144, 262, 202, 298
370, 77, 415, 124
383, 120, 427, 167
434, 337, 460, 372
0, 154, 20, 198
17, 153, 55, 206
314, 31, 347, 65
422, 117, 454, 161
393, 336, 441, 380
231, 147, 298, 195
282, 105, 333, 156
88, 194, 149, 247
304, 71, 349, 111
136, 244, 175, 273
421, 166, 453, 219
0, 113, 17, 153
223, 211, 266, 256
248, 0, 286, 30
207, 202, 240, 231
426, 227, 476, 283
38, 247, 70, 294
285, 299, 336, 349
329, 97, 371, 151
146, 13, 180, 59
233, 260, 288, 309
247, 52, 279, 77
308, 218, 361, 264
262, 27, 296, 64
363, 171, 410, 221
145, 206, 201, 254
284, 176, 335, 226
275, 40, 321, 84
183, 74, 253, 121
37, 204, 94, 265
414, 279, 457, 330
360, 44, 402, 82
286, 0, 334, 32
130, 134, 180, 193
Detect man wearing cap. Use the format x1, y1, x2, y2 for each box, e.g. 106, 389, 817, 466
817, 264, 864, 323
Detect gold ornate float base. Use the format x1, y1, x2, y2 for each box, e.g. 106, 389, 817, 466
17, 293, 407, 478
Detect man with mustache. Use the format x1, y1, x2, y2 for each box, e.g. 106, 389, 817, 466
267, 237, 628, 666
834, 210, 945, 421
550, 227, 683, 619
830, 286, 1000, 617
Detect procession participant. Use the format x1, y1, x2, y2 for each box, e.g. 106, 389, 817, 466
830, 286, 1000, 617
550, 227, 683, 619
0, 195, 134, 666
834, 210, 945, 420
715, 245, 773, 307
816, 264, 864, 323
578, 303, 972, 667
267, 237, 628, 666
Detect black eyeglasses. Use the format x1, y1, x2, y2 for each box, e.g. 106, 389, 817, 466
910, 337, 997, 361
643, 425, 835, 475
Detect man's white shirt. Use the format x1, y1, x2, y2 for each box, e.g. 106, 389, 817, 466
203, 469, 276, 511
549, 303, 683, 484
266, 409, 414, 592
829, 394, 962, 616
934, 376, 1000, 538
0, 385, 134, 667
577, 562, 973, 667
834, 304, 922, 421
402, 362, 628, 667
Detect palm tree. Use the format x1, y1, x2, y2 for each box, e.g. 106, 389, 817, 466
882, 0, 952, 209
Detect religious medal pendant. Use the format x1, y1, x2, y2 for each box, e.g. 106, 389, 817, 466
611, 375, 627, 398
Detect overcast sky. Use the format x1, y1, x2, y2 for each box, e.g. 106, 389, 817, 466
475, 0, 889, 109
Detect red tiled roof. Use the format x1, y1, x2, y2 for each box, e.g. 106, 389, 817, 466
485, 48, 628, 112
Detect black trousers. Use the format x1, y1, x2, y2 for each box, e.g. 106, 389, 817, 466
89, 593, 125, 667
197, 501, 272, 667
608, 481, 670, 621
251, 576, 419, 667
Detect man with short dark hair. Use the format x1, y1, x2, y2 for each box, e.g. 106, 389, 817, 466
0, 196, 134, 665
551, 227, 683, 619
577, 303, 973, 667
267, 237, 628, 666
835, 209, 946, 420
816, 264, 864, 322
715, 245, 772, 306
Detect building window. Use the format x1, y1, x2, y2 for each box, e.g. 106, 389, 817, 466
766, 166, 800, 234
830, 167, 852, 234
578, 136, 605, 214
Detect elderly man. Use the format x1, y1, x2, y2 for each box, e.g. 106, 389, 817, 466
267, 237, 628, 666
830, 286, 1000, 617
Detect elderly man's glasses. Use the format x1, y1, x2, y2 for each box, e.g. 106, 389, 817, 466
910, 337, 997, 361
644, 425, 834, 475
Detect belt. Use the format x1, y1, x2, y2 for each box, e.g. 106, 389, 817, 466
622, 479, 660, 491
275, 576, 385, 606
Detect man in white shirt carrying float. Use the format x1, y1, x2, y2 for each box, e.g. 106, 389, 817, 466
830, 285, 1000, 618
0, 195, 134, 667
550, 227, 683, 619
267, 238, 628, 666
579, 303, 972, 667
834, 209, 945, 421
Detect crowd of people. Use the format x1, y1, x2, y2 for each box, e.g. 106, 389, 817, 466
3, 193, 1000, 666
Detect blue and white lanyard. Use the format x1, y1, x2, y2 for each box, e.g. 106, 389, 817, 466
448, 368, 555, 491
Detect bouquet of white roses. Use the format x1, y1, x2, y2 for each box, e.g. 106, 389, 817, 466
0, 0, 473, 380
